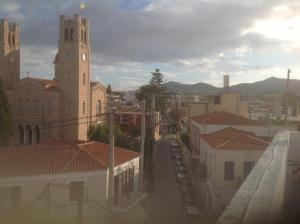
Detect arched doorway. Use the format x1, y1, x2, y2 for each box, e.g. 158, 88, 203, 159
36, 126, 40, 143
26, 125, 32, 145
18, 125, 24, 145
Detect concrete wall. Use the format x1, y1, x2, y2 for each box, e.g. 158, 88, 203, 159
0, 170, 107, 223
217, 131, 292, 224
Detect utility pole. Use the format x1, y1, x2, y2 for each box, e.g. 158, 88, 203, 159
148, 94, 155, 192
140, 99, 146, 188
108, 93, 115, 205
285, 69, 291, 122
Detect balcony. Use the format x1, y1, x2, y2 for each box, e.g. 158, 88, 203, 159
217, 131, 300, 224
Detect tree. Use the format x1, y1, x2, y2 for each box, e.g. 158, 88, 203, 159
107, 84, 112, 95
88, 124, 139, 152
0, 78, 12, 145
136, 69, 168, 114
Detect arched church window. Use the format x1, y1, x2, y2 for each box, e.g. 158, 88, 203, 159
69, 28, 74, 41
96, 100, 101, 115
83, 101, 86, 114
64, 28, 69, 41
8, 32, 11, 44
12, 33, 15, 45
84, 30, 87, 43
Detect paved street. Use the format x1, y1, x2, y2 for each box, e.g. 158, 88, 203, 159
144, 133, 183, 224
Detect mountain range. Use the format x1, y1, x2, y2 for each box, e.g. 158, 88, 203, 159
165, 77, 300, 95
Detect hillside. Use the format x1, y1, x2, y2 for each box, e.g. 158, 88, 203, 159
165, 77, 300, 95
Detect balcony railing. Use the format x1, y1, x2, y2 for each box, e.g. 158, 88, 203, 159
217, 131, 300, 224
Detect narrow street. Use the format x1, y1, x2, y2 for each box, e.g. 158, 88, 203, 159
144, 132, 183, 224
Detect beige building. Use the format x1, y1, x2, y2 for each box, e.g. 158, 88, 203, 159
0, 15, 106, 146
197, 128, 269, 214
0, 140, 141, 223
188, 92, 248, 118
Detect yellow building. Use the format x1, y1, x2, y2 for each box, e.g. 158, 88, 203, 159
0, 15, 106, 145
188, 92, 248, 118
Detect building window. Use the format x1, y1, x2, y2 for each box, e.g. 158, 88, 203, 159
224, 161, 235, 181
83, 73, 85, 85
69, 28, 74, 41
69, 181, 84, 202
96, 100, 101, 115
214, 95, 221, 104
84, 30, 87, 43
82, 101, 85, 114
0, 186, 21, 215
64, 28, 69, 41
12, 33, 15, 45
120, 167, 134, 197
244, 161, 255, 179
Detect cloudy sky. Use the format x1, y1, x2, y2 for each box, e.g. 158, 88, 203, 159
1, 0, 300, 90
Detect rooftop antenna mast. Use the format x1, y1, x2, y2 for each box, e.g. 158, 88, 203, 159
285, 69, 291, 122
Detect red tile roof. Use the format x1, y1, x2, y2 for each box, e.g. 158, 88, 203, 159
191, 111, 264, 126
0, 141, 140, 177
201, 127, 269, 150
79, 142, 140, 167
0, 145, 104, 177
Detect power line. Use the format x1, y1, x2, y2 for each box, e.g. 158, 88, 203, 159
13, 113, 108, 131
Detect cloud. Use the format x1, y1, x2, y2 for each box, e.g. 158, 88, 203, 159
1, 0, 299, 90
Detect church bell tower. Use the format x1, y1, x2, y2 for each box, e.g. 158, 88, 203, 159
0, 18, 20, 91
56, 14, 90, 140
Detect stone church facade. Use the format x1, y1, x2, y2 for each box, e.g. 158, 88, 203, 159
0, 14, 106, 146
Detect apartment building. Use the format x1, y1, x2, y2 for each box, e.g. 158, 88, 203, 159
198, 128, 269, 214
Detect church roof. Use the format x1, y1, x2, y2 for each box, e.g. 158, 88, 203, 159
90, 81, 107, 90
27, 77, 59, 91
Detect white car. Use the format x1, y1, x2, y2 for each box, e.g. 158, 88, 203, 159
183, 206, 200, 224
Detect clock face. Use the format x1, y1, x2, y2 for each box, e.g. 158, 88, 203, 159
82, 53, 87, 62
64, 51, 71, 61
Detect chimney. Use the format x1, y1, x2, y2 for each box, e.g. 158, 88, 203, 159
223, 75, 229, 88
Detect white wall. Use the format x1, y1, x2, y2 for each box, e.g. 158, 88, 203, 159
200, 139, 265, 213
191, 119, 298, 137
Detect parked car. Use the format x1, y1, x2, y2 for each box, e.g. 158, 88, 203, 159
183, 206, 200, 224
172, 152, 181, 158
171, 142, 178, 147
176, 165, 186, 172
171, 147, 179, 153
176, 172, 188, 182
175, 160, 184, 167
